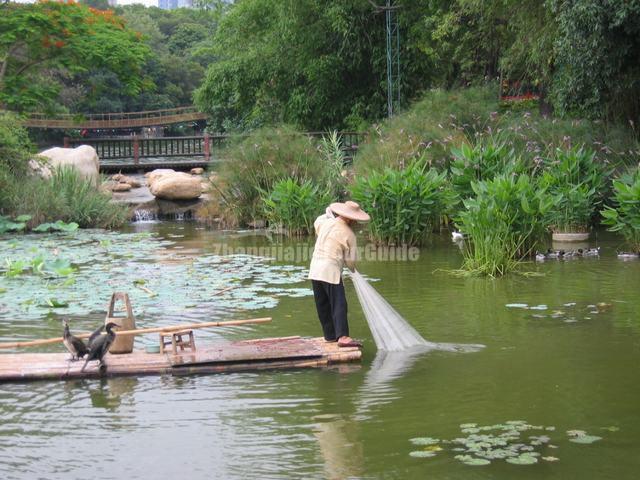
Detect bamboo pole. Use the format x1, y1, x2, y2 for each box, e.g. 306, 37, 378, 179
0, 317, 271, 349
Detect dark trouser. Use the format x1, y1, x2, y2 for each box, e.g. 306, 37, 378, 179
311, 279, 348, 341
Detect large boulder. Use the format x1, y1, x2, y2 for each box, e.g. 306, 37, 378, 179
147, 169, 202, 200
32, 145, 100, 185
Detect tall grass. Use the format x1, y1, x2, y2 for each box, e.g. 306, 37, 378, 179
456, 174, 552, 276
351, 162, 451, 246
216, 125, 340, 226
539, 146, 611, 232
354, 85, 638, 176
2, 167, 129, 229
261, 178, 330, 236
601, 166, 640, 252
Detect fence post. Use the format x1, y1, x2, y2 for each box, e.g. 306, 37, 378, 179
133, 134, 140, 165
63, 137, 70, 148
203, 133, 210, 162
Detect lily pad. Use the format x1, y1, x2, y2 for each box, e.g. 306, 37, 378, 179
542, 456, 559, 462
455, 455, 491, 466
410, 437, 440, 446
506, 454, 538, 465
569, 435, 602, 444
409, 451, 437, 458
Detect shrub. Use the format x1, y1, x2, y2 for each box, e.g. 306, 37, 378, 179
539, 146, 610, 232
217, 125, 339, 226
261, 178, 330, 236
0, 111, 32, 175
449, 139, 525, 205
351, 162, 451, 246
354, 86, 497, 174
1, 167, 128, 229
601, 167, 640, 252
456, 174, 553, 276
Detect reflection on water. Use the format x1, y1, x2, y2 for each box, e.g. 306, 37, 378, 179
1, 224, 639, 480
313, 414, 363, 480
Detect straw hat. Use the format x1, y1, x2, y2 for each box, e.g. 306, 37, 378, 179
330, 201, 370, 222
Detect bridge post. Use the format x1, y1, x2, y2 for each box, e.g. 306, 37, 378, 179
133, 134, 140, 165
63, 137, 70, 148
203, 133, 210, 162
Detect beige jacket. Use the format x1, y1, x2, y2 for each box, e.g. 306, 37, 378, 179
308, 215, 357, 284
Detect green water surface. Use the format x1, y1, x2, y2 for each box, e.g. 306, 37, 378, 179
0, 223, 639, 479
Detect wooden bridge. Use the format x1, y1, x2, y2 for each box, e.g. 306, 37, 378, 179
23, 106, 207, 129
65, 132, 366, 172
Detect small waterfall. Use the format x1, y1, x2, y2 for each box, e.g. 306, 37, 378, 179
133, 209, 159, 223
132, 209, 195, 223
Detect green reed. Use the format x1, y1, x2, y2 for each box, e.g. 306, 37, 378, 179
601, 166, 640, 252
261, 178, 330, 236
456, 174, 552, 276
351, 162, 451, 246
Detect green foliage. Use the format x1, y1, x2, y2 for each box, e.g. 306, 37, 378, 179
0, 112, 33, 174
351, 163, 450, 246
0, 167, 128, 229
551, 0, 640, 122
355, 86, 637, 176
456, 174, 552, 276
261, 178, 329, 236
601, 167, 640, 251
217, 126, 338, 226
194, 0, 388, 131
450, 139, 524, 204
539, 146, 610, 232
0, 1, 149, 112
0, 215, 28, 234
354, 87, 497, 174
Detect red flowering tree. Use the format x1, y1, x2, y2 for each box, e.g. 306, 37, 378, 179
0, 0, 149, 112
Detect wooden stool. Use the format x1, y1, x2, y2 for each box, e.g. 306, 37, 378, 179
159, 329, 196, 354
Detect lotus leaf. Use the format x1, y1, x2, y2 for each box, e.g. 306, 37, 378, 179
506, 455, 538, 465
455, 455, 491, 466
460, 423, 477, 429
569, 435, 602, 444
409, 451, 437, 458
542, 456, 559, 462
409, 437, 440, 446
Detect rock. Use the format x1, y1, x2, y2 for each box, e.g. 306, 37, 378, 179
146, 169, 176, 188
111, 182, 132, 192
34, 145, 100, 185
149, 171, 202, 200
190, 167, 204, 175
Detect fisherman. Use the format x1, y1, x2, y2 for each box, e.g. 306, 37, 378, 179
309, 201, 370, 347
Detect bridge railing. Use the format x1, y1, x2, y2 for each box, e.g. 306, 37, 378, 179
66, 132, 366, 164
28, 106, 201, 123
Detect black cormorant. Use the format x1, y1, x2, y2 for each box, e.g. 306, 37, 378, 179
62, 319, 89, 361
81, 322, 118, 373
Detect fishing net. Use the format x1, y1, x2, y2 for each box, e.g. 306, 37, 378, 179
351, 271, 429, 351
351, 271, 485, 353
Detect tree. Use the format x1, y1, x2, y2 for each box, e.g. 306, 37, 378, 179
0, 1, 149, 112
551, 0, 640, 122
195, 0, 387, 131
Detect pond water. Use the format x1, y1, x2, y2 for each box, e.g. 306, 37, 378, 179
1, 222, 639, 479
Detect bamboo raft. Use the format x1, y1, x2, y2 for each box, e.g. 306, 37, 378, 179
0, 336, 362, 383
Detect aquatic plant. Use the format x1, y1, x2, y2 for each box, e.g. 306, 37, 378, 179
408, 420, 608, 466
1, 167, 129, 229
539, 146, 610, 233
215, 126, 340, 226
449, 139, 525, 205
0, 230, 313, 324
0, 215, 30, 234
351, 162, 451, 246
601, 167, 640, 252
261, 178, 330, 236
456, 174, 552, 276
